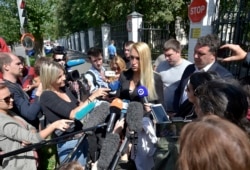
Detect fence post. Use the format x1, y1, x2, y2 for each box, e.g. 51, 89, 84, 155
70, 34, 75, 50
74, 32, 80, 51
101, 23, 110, 63
127, 11, 143, 42
67, 37, 71, 50
80, 31, 86, 53
88, 28, 95, 48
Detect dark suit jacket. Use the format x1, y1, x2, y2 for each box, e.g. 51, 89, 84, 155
116, 68, 164, 105
173, 62, 233, 113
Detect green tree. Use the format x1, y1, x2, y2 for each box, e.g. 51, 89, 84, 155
55, 0, 186, 38
25, 0, 54, 56
0, 0, 20, 45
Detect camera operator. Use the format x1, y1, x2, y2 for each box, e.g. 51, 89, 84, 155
52, 46, 89, 101
52, 46, 68, 70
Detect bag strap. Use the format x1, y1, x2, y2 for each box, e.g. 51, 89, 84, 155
85, 70, 99, 88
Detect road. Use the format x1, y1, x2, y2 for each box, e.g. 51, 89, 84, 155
13, 45, 109, 76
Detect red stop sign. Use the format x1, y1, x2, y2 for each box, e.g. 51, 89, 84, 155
188, 0, 207, 23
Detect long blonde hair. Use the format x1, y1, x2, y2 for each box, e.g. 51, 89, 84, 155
40, 61, 65, 90
132, 42, 158, 101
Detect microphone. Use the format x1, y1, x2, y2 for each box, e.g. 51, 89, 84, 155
108, 80, 120, 91
110, 102, 144, 170
126, 101, 144, 133
82, 101, 110, 132
54, 102, 95, 136
97, 133, 120, 170
106, 98, 123, 133
137, 85, 149, 103
66, 58, 85, 67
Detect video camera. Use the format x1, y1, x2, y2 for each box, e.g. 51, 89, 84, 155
52, 46, 90, 101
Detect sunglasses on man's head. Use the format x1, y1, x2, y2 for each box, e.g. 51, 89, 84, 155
0, 93, 14, 103
54, 58, 66, 62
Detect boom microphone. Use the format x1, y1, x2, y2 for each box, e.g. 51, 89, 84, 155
97, 133, 120, 170
54, 102, 95, 136
137, 85, 149, 103
126, 101, 144, 133
82, 101, 110, 132
66, 58, 85, 67
110, 102, 144, 170
106, 98, 123, 133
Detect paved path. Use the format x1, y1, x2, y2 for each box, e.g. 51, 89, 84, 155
13, 46, 110, 75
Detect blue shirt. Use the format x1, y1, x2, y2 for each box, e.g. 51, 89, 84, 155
108, 44, 116, 55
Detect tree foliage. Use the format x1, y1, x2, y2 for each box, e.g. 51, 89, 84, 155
0, 0, 190, 50
55, 0, 186, 37
0, 0, 20, 44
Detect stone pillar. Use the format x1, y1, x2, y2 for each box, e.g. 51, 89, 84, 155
74, 32, 79, 51
127, 11, 143, 42
70, 34, 75, 50
88, 28, 95, 48
80, 31, 86, 53
101, 23, 111, 62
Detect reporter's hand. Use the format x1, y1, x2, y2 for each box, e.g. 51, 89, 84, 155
92, 88, 110, 99
220, 44, 247, 62
144, 103, 152, 112
113, 118, 125, 134
52, 119, 74, 131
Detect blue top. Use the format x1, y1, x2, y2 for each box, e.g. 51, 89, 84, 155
108, 44, 116, 55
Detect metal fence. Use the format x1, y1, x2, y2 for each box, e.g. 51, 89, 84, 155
138, 22, 169, 60
213, 0, 250, 79
110, 21, 128, 56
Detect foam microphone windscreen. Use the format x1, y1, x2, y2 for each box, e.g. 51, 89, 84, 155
126, 101, 144, 133
97, 133, 120, 170
82, 101, 110, 130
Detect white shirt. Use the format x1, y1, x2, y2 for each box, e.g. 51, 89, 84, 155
181, 61, 215, 104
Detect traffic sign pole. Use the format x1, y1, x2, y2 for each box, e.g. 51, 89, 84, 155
187, 0, 217, 63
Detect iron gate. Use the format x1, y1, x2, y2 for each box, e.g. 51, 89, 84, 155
213, 0, 250, 79
138, 22, 169, 60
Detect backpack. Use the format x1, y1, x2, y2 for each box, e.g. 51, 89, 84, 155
84, 70, 99, 88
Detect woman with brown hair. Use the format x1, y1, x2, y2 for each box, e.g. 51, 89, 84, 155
109, 56, 126, 81
178, 115, 250, 170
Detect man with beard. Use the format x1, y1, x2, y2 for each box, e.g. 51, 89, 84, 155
0, 52, 42, 128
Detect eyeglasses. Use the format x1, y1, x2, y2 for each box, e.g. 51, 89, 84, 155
130, 55, 140, 61
111, 67, 120, 71
0, 94, 13, 103
54, 58, 66, 62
